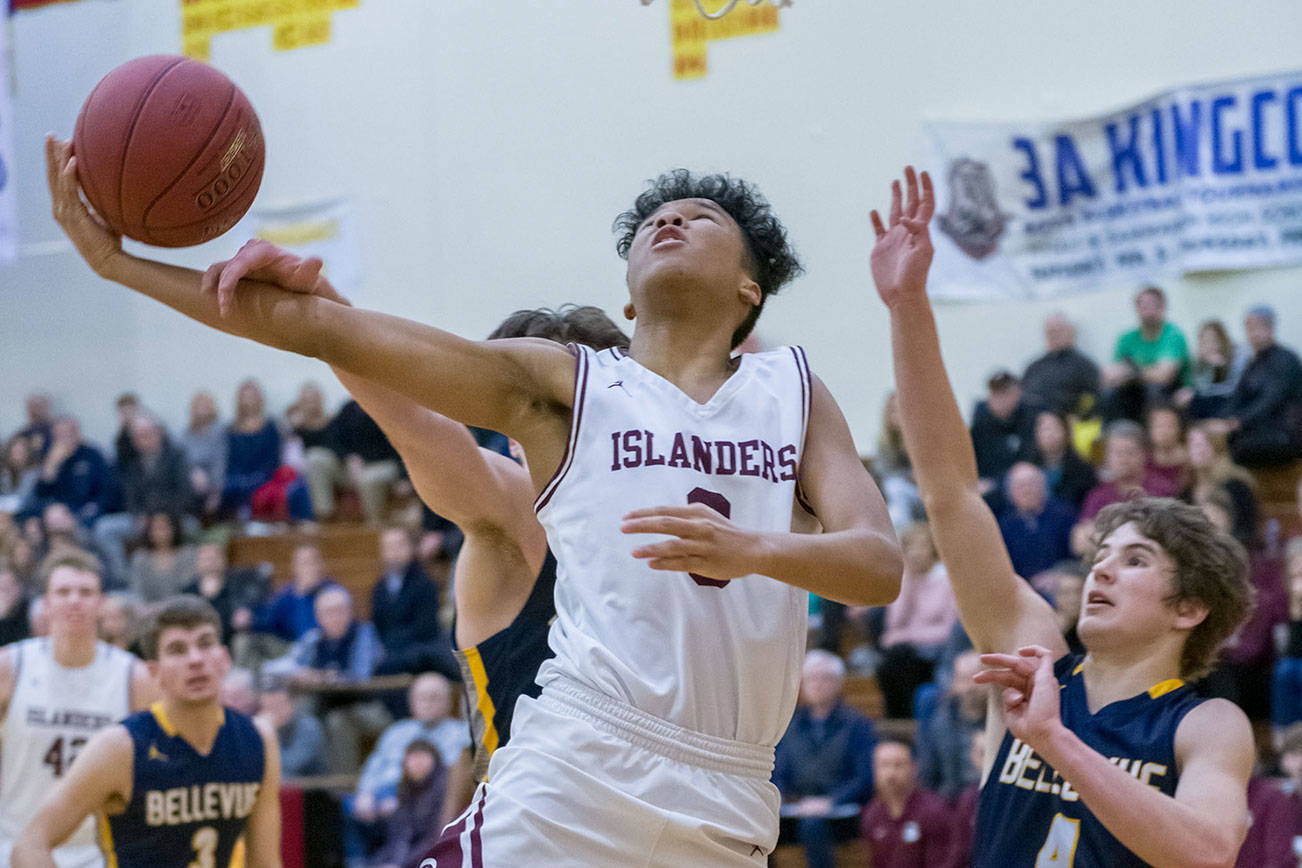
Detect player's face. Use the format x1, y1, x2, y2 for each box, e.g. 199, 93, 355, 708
44, 566, 102, 637
1078, 522, 1205, 653
624, 198, 758, 322
151, 624, 230, 705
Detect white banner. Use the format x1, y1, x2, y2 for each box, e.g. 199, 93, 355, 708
0, 22, 17, 264
924, 70, 1302, 300
245, 197, 363, 298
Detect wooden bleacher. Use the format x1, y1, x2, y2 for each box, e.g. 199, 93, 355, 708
228, 524, 382, 618
1253, 458, 1302, 528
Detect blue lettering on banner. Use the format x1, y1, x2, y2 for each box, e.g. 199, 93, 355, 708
1288, 86, 1302, 166
1054, 135, 1097, 205
1172, 100, 1203, 178
1150, 107, 1168, 184
1106, 114, 1148, 193
1211, 94, 1244, 175
1251, 90, 1279, 170
1013, 137, 1049, 209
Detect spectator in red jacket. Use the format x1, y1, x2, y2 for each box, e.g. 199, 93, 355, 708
860, 739, 952, 868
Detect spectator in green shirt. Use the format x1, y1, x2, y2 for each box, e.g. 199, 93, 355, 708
1100, 285, 1190, 423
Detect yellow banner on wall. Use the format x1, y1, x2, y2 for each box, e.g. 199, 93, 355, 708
180, 0, 358, 61
670, 0, 784, 80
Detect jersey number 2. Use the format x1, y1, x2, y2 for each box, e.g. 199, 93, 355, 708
1036, 813, 1080, 866
686, 487, 731, 588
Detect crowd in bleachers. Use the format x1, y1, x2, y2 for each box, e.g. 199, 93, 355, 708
2, 287, 1302, 866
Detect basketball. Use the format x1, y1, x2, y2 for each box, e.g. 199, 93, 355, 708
73, 55, 265, 248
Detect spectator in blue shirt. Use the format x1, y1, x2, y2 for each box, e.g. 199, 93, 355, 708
254, 542, 341, 643
221, 379, 282, 518
774, 650, 877, 868
996, 462, 1076, 579
31, 416, 114, 526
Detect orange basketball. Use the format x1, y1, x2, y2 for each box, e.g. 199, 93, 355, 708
73, 55, 265, 248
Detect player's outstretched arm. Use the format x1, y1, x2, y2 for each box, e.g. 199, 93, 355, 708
978, 647, 1251, 867
45, 137, 574, 446
622, 375, 902, 606
12, 725, 133, 868
870, 167, 1063, 656
246, 717, 283, 868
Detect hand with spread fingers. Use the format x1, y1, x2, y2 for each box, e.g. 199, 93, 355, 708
621, 503, 767, 581
869, 166, 935, 310
44, 134, 123, 278
974, 645, 1063, 747
201, 238, 347, 317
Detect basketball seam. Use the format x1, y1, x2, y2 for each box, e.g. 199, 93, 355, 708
139, 78, 236, 239
115, 57, 188, 238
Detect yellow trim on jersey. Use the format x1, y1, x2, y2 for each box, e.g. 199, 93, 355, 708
151, 701, 178, 736
1072, 662, 1085, 676
462, 646, 500, 760
1148, 678, 1185, 699
229, 836, 246, 867
98, 813, 119, 868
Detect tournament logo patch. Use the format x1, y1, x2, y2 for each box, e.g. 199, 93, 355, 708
937, 157, 1008, 261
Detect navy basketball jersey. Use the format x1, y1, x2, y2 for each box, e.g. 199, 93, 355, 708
455, 549, 557, 781
974, 654, 1205, 867
101, 703, 265, 868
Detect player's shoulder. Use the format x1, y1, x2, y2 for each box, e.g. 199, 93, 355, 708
1175, 696, 1251, 750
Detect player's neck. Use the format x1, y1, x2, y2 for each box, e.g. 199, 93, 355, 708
159, 698, 226, 754
49, 628, 98, 668
1078, 647, 1183, 712
628, 322, 739, 403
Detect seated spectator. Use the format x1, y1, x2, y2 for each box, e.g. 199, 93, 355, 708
111, 392, 142, 469
1071, 420, 1179, 555
304, 399, 402, 526
126, 511, 197, 603
31, 416, 113, 526
258, 677, 329, 778
970, 370, 1035, 495
266, 585, 389, 772
370, 526, 458, 682
253, 541, 340, 644
773, 650, 877, 868
1235, 722, 1302, 867
1100, 285, 1190, 423
874, 393, 923, 533
997, 463, 1075, 579
0, 566, 29, 645
1223, 304, 1302, 467
1185, 422, 1260, 544
1195, 489, 1286, 731
916, 651, 985, 799
0, 436, 40, 515
1028, 411, 1096, 510
1272, 539, 1302, 734
286, 381, 335, 460
182, 541, 266, 646
1030, 562, 1086, 656
946, 728, 987, 868
1175, 319, 1249, 421
179, 390, 226, 519
13, 392, 54, 460
370, 740, 447, 868
1145, 404, 1188, 492
1020, 312, 1100, 417
220, 667, 260, 716
221, 379, 282, 518
36, 502, 118, 588
860, 740, 952, 868
877, 523, 958, 718
98, 591, 142, 652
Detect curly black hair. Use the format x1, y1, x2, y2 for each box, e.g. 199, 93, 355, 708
613, 170, 803, 348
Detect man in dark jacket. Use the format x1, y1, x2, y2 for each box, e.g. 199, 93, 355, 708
371, 526, 458, 683
1021, 313, 1100, 416
1225, 305, 1302, 467
774, 650, 877, 868
970, 371, 1035, 500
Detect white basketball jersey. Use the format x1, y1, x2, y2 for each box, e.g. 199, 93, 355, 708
0, 638, 135, 856
535, 345, 815, 746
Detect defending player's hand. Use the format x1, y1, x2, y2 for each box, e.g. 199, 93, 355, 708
201, 238, 343, 317
869, 166, 934, 309
621, 503, 766, 581
974, 645, 1062, 747
44, 134, 123, 277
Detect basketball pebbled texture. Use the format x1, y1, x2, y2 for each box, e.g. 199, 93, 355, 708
73, 55, 265, 248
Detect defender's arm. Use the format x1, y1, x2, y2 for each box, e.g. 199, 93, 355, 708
245, 717, 284, 868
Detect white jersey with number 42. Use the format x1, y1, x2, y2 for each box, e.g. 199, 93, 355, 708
535, 344, 817, 747
0, 638, 135, 863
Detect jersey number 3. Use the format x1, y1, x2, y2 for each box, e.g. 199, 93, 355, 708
1036, 813, 1080, 867
686, 487, 731, 588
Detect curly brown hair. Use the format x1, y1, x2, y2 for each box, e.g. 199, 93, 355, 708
1090, 498, 1251, 680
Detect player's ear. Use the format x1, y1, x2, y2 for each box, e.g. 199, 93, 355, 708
623, 302, 636, 321
738, 278, 761, 309
1171, 598, 1209, 631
